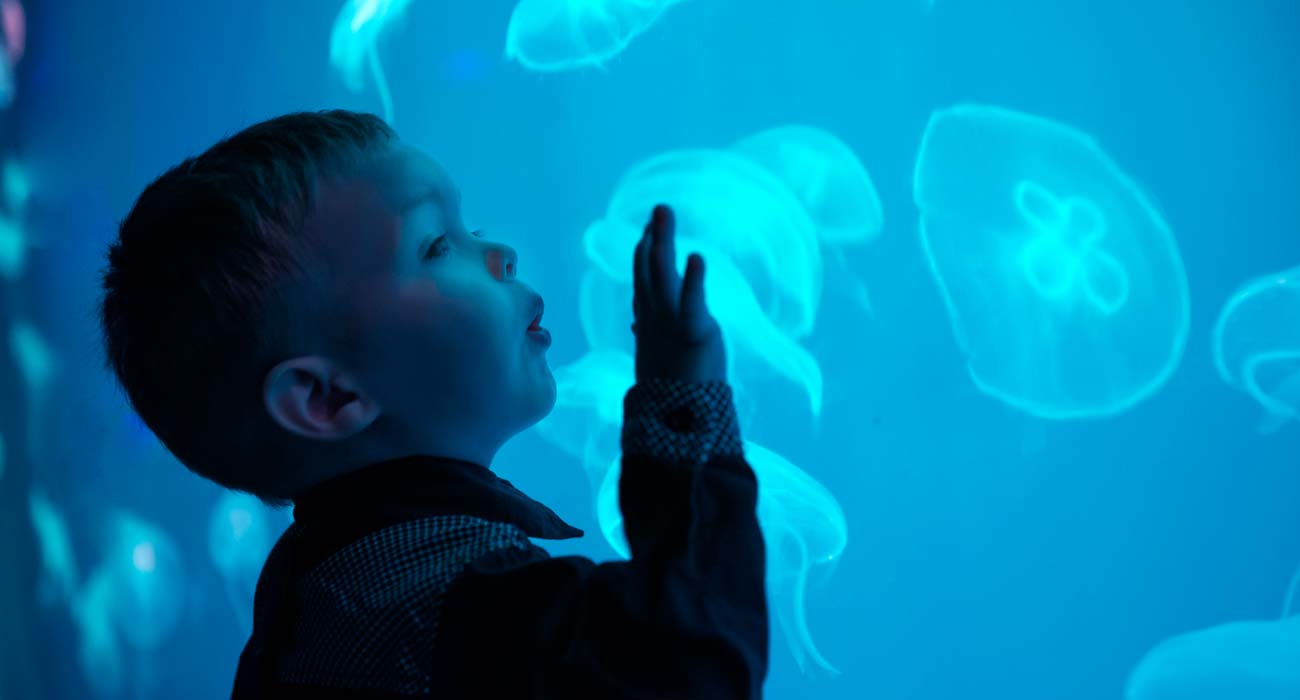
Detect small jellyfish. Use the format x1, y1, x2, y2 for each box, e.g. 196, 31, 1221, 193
329, 0, 413, 123
98, 510, 185, 651
72, 568, 125, 699
27, 489, 80, 606
914, 103, 1190, 419
209, 492, 290, 635
505, 0, 686, 73
583, 148, 825, 416
10, 319, 57, 459
596, 439, 847, 675
1212, 264, 1300, 433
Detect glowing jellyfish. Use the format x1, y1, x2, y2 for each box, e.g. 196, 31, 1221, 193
1212, 264, 1300, 434
209, 491, 290, 635
98, 510, 185, 650
732, 124, 884, 318
73, 569, 124, 699
914, 103, 1190, 419
732, 125, 883, 246
27, 489, 80, 606
329, 0, 413, 123
505, 0, 685, 73
10, 319, 57, 459
596, 439, 847, 675
583, 148, 825, 417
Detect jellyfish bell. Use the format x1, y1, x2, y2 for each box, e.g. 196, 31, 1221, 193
505, 0, 687, 73
913, 103, 1190, 420
1125, 616, 1300, 700
731, 125, 883, 246
1212, 265, 1300, 434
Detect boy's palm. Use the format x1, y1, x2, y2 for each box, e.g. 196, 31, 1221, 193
632, 205, 727, 384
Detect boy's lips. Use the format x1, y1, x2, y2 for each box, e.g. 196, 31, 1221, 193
526, 297, 545, 332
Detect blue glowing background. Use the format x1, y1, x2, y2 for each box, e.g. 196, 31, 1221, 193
2, 1, 1299, 698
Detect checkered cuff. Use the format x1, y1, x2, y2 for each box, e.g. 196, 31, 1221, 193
621, 378, 743, 464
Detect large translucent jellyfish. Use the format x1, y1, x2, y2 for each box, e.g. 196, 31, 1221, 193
596, 439, 847, 675
505, 0, 686, 73
533, 346, 633, 486
329, 0, 413, 123
732, 125, 884, 318
208, 491, 292, 635
1125, 564, 1300, 700
1212, 264, 1300, 434
583, 148, 825, 417
914, 103, 1190, 419
732, 125, 883, 246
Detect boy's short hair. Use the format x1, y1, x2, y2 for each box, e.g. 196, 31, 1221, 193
98, 110, 397, 505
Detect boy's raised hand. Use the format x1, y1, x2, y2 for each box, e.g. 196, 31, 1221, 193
632, 204, 727, 384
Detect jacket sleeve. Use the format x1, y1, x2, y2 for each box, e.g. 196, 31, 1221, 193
430, 378, 769, 699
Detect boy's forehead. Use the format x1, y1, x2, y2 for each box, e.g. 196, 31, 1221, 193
366, 144, 460, 212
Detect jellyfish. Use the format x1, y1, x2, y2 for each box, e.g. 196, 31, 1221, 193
505, 0, 686, 73
97, 510, 185, 651
583, 148, 825, 417
10, 319, 57, 457
913, 103, 1190, 420
208, 491, 291, 635
27, 489, 80, 607
72, 568, 125, 699
1212, 264, 1300, 434
1125, 563, 1300, 700
732, 125, 883, 246
596, 439, 847, 675
732, 124, 884, 318
329, 0, 413, 123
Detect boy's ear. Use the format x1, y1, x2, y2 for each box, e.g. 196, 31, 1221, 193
262, 355, 381, 441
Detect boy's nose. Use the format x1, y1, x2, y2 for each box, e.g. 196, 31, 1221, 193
486, 243, 518, 281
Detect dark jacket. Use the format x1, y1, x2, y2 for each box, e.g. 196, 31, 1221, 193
231, 378, 768, 699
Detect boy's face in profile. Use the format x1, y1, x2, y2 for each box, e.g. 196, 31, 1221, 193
291, 143, 556, 467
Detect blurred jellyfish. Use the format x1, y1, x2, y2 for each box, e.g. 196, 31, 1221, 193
583, 148, 825, 416
505, 0, 686, 73
732, 124, 884, 318
27, 489, 80, 606
914, 103, 1190, 420
329, 0, 413, 123
96, 510, 185, 651
10, 319, 56, 459
1126, 617, 1300, 700
208, 491, 290, 635
72, 569, 125, 699
1213, 264, 1300, 434
597, 439, 847, 675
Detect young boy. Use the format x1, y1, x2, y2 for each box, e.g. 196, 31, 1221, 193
98, 110, 768, 698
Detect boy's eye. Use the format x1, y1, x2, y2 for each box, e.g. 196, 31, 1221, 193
421, 234, 450, 261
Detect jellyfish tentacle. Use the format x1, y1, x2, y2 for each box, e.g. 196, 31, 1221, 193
366, 42, 394, 124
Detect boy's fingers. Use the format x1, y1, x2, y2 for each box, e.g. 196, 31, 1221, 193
634, 222, 655, 318
648, 204, 679, 315
680, 253, 707, 322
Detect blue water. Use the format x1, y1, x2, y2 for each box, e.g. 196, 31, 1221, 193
5, 1, 1299, 698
